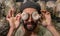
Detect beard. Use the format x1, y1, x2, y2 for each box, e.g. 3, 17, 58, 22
23, 21, 38, 31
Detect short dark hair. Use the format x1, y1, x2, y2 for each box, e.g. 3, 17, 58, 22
20, 1, 41, 14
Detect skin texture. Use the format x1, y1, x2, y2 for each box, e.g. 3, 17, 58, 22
22, 8, 38, 31
6, 8, 60, 36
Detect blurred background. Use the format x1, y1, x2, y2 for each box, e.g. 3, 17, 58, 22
0, 0, 60, 35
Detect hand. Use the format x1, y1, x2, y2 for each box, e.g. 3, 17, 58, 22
6, 8, 21, 29
40, 10, 60, 36
41, 10, 52, 27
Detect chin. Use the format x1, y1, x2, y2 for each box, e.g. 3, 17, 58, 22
24, 26, 37, 31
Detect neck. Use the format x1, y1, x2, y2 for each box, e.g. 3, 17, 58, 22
24, 31, 37, 36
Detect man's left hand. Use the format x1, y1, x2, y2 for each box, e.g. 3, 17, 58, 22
41, 10, 52, 27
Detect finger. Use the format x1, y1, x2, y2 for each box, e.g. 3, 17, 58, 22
6, 15, 9, 21
6, 8, 15, 20
8, 8, 15, 17
40, 10, 46, 14
7, 9, 12, 18
41, 10, 48, 20
11, 7, 16, 16
45, 11, 51, 18
15, 13, 21, 21
6, 10, 12, 20
8, 10, 13, 16
45, 11, 50, 14
45, 12, 51, 20
41, 10, 47, 16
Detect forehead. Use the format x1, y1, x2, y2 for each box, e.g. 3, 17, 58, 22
23, 8, 37, 14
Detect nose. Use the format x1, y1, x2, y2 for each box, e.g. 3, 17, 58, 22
28, 16, 32, 22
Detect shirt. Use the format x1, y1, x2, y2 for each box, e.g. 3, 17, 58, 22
14, 24, 53, 36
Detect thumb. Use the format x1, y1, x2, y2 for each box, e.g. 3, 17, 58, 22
14, 13, 21, 28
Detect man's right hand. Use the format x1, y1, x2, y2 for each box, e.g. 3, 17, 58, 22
6, 8, 21, 29
6, 8, 21, 36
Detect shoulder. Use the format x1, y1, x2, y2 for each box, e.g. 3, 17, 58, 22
38, 26, 53, 36
14, 25, 24, 36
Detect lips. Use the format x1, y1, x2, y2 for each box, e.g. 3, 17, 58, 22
27, 24, 32, 27
27, 24, 32, 29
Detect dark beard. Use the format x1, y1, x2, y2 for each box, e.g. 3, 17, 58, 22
23, 21, 38, 31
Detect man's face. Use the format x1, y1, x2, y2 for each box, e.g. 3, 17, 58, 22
22, 8, 39, 31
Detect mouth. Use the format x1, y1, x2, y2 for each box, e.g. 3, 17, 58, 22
23, 21, 37, 31
27, 24, 33, 29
